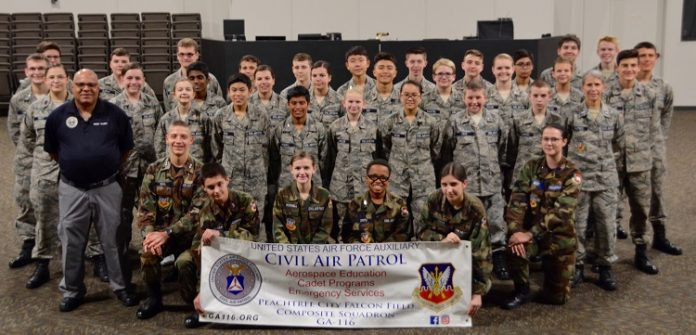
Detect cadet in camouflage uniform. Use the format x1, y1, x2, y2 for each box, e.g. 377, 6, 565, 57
452, 49, 494, 92
187, 62, 227, 118
604, 49, 662, 274
163, 38, 224, 111
336, 46, 376, 100
635, 41, 682, 256
590, 36, 620, 84
16, 42, 62, 91
421, 58, 465, 122
393, 47, 437, 95
363, 52, 401, 124
512, 49, 535, 94
309, 61, 343, 128
99, 48, 157, 101
447, 81, 509, 280
326, 89, 382, 241
135, 120, 204, 320
177, 162, 259, 328
342, 159, 409, 243
273, 152, 333, 244
381, 80, 443, 235
110, 63, 163, 262
417, 162, 492, 316
487, 54, 529, 126
502, 124, 581, 309
279, 53, 313, 102
212, 74, 270, 242
550, 58, 584, 118
538, 34, 583, 90
270, 86, 327, 189
566, 71, 624, 291
7, 53, 48, 269
250, 65, 287, 130
155, 79, 213, 163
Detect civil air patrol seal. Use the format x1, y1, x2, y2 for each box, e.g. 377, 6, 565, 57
66, 116, 78, 128
209, 254, 262, 306
412, 263, 462, 312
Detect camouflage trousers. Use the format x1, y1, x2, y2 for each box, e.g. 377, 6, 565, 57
174, 249, 198, 305
649, 158, 667, 229
616, 170, 651, 245
29, 179, 60, 259
121, 176, 142, 250
232, 179, 267, 242
140, 232, 193, 286
331, 201, 349, 243
408, 194, 428, 240
576, 189, 618, 266
13, 174, 36, 241
507, 242, 576, 304
477, 193, 506, 248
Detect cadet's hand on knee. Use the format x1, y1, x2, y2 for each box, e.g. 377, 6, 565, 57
441, 232, 461, 244
510, 243, 526, 257
201, 229, 221, 245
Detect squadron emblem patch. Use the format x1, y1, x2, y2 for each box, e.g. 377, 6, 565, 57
412, 263, 463, 312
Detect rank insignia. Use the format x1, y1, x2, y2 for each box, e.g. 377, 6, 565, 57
286, 218, 296, 231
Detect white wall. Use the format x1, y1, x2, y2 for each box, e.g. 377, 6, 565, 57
5, 0, 695, 105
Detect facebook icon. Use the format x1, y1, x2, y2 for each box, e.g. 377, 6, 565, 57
429, 316, 439, 325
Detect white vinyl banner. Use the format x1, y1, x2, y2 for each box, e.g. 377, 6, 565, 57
200, 238, 473, 328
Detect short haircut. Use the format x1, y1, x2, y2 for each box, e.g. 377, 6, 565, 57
201, 162, 228, 180
399, 80, 423, 94
582, 70, 604, 85
440, 162, 467, 182
552, 57, 574, 71
121, 62, 144, 76
531, 79, 551, 90
227, 72, 252, 89
366, 159, 391, 177
289, 151, 316, 167
254, 64, 275, 79
46, 63, 67, 75
465, 80, 486, 93
167, 119, 190, 132
26, 53, 49, 65
616, 49, 639, 65
345, 45, 369, 62
110, 47, 130, 59
373, 52, 397, 66
598, 35, 620, 48
405, 47, 427, 60
432, 58, 455, 72
36, 41, 61, 55
543, 123, 567, 139
292, 52, 313, 64
493, 53, 513, 64
173, 78, 193, 91
286, 85, 310, 102
513, 49, 534, 63
240, 54, 261, 65
463, 49, 484, 62
311, 60, 332, 76
634, 41, 657, 51
558, 34, 581, 49
186, 61, 209, 78
177, 38, 200, 52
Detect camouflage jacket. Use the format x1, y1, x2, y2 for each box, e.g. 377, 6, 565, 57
193, 93, 227, 118
163, 69, 224, 111
642, 77, 673, 165
486, 84, 529, 126
363, 86, 400, 125
420, 88, 465, 122
452, 77, 494, 92
270, 115, 327, 188
9, 87, 41, 177
155, 107, 213, 163
98, 74, 157, 101
417, 190, 492, 296
249, 91, 287, 130
273, 182, 333, 244
507, 108, 565, 184
337, 76, 377, 101
394, 77, 436, 95
539, 67, 583, 90
343, 191, 410, 243
550, 87, 584, 119
309, 88, 343, 128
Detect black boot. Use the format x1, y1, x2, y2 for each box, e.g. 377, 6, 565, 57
136, 283, 163, 320
652, 224, 682, 255
492, 250, 510, 280
634, 244, 659, 275
501, 283, 531, 310
597, 266, 618, 291
92, 255, 109, 282
616, 225, 628, 240
184, 313, 206, 328
26, 259, 50, 289
9, 239, 35, 269
571, 263, 584, 288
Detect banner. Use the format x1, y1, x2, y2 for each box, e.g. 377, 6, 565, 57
200, 238, 472, 328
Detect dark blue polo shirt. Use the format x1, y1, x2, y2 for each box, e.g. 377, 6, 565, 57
44, 99, 134, 187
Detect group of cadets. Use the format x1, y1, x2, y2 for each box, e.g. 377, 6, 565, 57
6, 33, 682, 327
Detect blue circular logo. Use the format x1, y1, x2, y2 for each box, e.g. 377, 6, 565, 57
209, 254, 262, 306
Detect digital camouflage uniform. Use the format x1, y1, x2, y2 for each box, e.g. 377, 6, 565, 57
420, 88, 465, 122
211, 103, 270, 241
417, 190, 493, 296
394, 77, 436, 95
539, 67, 583, 90
176, 188, 259, 303
342, 191, 409, 243
279, 82, 311, 103
604, 80, 661, 246
506, 157, 581, 304
550, 87, 584, 118
567, 104, 624, 266
98, 74, 157, 101
309, 88, 343, 129
249, 91, 287, 130
155, 107, 213, 163
486, 84, 529, 127
447, 109, 507, 247
162, 69, 223, 111
337, 76, 377, 101
363, 86, 400, 125
193, 93, 227, 118
381, 108, 442, 233
270, 115, 327, 189
273, 183, 333, 244
452, 77, 494, 93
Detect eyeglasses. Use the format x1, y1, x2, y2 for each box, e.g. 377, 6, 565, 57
401, 93, 421, 99
434, 72, 454, 77
367, 175, 389, 183
542, 137, 562, 143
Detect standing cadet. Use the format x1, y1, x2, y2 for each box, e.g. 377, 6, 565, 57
421, 58, 465, 122
163, 38, 223, 111
363, 52, 400, 124
326, 89, 382, 241
590, 36, 620, 84
99, 48, 157, 101
279, 53, 313, 101
447, 81, 509, 280
16, 42, 63, 91
567, 71, 623, 291
238, 54, 260, 86
337, 46, 376, 100
309, 61, 343, 128
539, 34, 583, 89
513, 49, 535, 93
273, 152, 333, 244
135, 121, 204, 320
487, 53, 529, 126
342, 159, 409, 243
605, 49, 663, 274
269, 86, 327, 189
187, 62, 227, 118
155, 79, 213, 163
179, 162, 259, 328
550, 58, 584, 114
212, 73, 270, 242
417, 162, 492, 317
453, 49, 494, 92
394, 47, 436, 94
381, 80, 443, 235
20, 64, 71, 288
7, 54, 47, 269
634, 41, 682, 256
110, 63, 164, 275
502, 124, 581, 309
250, 65, 287, 130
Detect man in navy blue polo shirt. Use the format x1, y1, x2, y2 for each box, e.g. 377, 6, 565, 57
44, 69, 138, 312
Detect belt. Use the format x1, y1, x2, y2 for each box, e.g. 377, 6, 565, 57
61, 173, 119, 190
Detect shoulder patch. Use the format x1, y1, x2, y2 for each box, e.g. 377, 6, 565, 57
572, 172, 582, 185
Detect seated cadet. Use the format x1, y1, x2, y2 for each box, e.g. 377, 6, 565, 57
452, 49, 494, 92
187, 61, 227, 117
421, 57, 465, 122
309, 60, 343, 128
99, 48, 157, 101
394, 47, 436, 94
343, 159, 409, 243
337, 46, 376, 100
279, 53, 313, 101
163, 38, 223, 111
273, 152, 333, 244
136, 120, 204, 320
364, 52, 400, 124
417, 162, 492, 317
502, 124, 581, 309
250, 64, 287, 129
181, 162, 260, 328
512, 49, 535, 93
539, 34, 583, 89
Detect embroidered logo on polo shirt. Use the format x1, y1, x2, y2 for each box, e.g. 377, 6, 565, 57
66, 116, 78, 128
